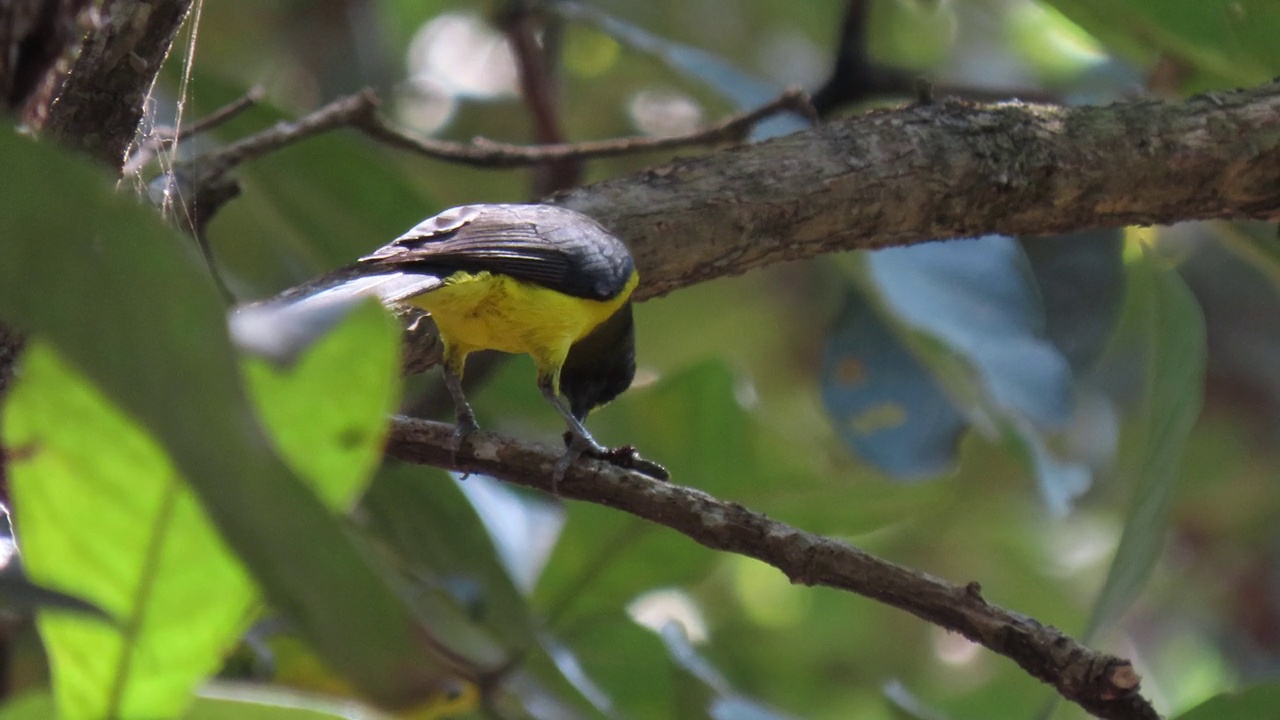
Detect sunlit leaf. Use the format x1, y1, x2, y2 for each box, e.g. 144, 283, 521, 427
4, 344, 259, 719
243, 300, 401, 508
3, 298, 399, 720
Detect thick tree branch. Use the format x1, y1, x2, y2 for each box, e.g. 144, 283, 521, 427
40, 0, 194, 168
385, 416, 1157, 720
552, 80, 1280, 301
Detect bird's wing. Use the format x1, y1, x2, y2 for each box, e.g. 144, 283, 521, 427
228, 204, 635, 363
229, 272, 442, 363
360, 204, 634, 301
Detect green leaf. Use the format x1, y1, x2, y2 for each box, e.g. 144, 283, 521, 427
1042, 0, 1280, 88
0, 691, 382, 720
362, 466, 540, 647
1083, 253, 1206, 640
4, 343, 259, 719
1173, 683, 1280, 720
0, 127, 458, 709
361, 465, 609, 715
243, 300, 401, 508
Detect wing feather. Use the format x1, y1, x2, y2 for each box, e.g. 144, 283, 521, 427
358, 204, 634, 300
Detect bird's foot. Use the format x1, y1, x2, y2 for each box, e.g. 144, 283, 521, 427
450, 413, 479, 478
550, 436, 670, 493
550, 432, 609, 495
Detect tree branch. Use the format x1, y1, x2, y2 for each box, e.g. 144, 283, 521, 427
39, 0, 194, 168
181, 87, 814, 176
553, 80, 1280, 301
385, 416, 1158, 720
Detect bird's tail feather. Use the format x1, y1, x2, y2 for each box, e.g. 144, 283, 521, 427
228, 272, 442, 363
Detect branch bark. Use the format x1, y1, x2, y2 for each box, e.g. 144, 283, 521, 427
39, 0, 194, 168
548, 81, 1280, 301
386, 416, 1157, 720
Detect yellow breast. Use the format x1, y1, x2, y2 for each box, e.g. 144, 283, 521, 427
407, 270, 638, 369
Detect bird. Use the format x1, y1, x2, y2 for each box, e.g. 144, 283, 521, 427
229, 203, 639, 465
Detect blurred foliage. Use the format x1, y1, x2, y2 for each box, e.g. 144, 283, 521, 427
2, 0, 1280, 719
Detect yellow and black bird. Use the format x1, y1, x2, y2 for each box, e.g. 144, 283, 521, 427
230, 203, 639, 459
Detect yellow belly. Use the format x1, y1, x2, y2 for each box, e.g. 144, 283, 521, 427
407, 270, 637, 370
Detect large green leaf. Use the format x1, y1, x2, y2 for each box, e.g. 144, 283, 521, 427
1083, 252, 1206, 640
0, 127, 458, 710
4, 343, 260, 719
2, 300, 400, 720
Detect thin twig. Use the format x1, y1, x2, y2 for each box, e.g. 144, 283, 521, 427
124, 86, 264, 174
385, 416, 1160, 720
188, 86, 815, 175
173, 86, 265, 141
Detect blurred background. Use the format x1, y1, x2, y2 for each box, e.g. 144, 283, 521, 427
53, 0, 1280, 717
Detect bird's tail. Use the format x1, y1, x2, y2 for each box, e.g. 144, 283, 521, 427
228, 271, 441, 363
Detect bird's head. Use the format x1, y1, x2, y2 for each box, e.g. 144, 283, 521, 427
560, 303, 636, 421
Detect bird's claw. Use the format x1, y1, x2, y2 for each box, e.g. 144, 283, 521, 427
550, 432, 609, 494
550, 434, 668, 493
450, 413, 479, 477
